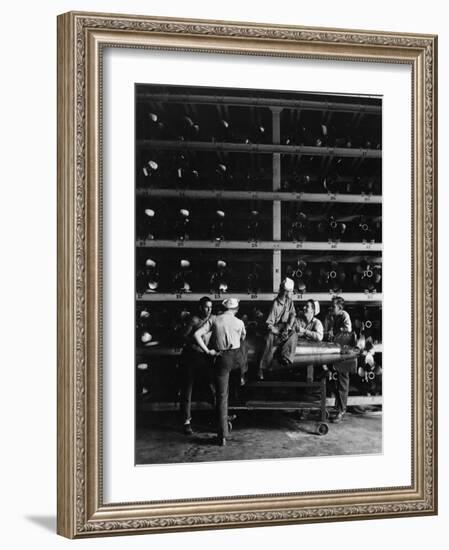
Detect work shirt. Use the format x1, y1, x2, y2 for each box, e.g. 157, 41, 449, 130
196, 311, 246, 351
183, 314, 214, 353
266, 296, 296, 330
324, 309, 352, 336
296, 316, 324, 342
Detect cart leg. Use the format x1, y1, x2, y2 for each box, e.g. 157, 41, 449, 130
320, 374, 327, 422
306, 365, 314, 384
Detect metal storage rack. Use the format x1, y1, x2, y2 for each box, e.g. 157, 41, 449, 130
135, 85, 383, 413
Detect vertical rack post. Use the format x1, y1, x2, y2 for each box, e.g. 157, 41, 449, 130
271, 107, 282, 291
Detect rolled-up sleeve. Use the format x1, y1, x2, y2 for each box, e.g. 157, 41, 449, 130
305, 319, 324, 341
341, 311, 352, 332
265, 302, 278, 329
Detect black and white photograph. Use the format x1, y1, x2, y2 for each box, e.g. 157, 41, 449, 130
134, 83, 383, 464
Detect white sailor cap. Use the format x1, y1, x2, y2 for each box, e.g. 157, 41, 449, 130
282, 277, 294, 291
222, 297, 239, 309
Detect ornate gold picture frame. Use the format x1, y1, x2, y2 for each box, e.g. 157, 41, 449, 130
57, 11, 437, 538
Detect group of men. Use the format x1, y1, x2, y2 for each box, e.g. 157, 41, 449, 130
179, 277, 353, 446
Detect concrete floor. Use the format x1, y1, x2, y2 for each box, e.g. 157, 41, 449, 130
135, 409, 382, 465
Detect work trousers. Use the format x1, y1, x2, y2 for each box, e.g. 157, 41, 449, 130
214, 348, 242, 438
179, 349, 214, 423
334, 370, 350, 412
258, 330, 298, 372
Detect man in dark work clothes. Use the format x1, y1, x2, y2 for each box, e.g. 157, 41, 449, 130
193, 298, 246, 446
324, 296, 353, 423
179, 296, 215, 435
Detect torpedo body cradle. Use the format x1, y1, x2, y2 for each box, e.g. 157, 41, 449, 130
140, 336, 361, 370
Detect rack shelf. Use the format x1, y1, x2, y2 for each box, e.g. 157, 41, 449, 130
138, 139, 382, 158
136, 188, 382, 204
136, 292, 383, 303
137, 92, 382, 114
136, 239, 382, 252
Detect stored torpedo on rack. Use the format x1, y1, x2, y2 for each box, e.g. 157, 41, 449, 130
174, 208, 190, 241
144, 258, 160, 293
247, 210, 261, 241
135, 306, 160, 348
146, 111, 171, 140
357, 339, 382, 386
142, 158, 160, 183
137, 312, 160, 347
353, 215, 381, 243
353, 173, 381, 195
172, 307, 192, 344
214, 162, 234, 189
178, 115, 201, 141
247, 263, 262, 294
318, 261, 346, 293
322, 158, 350, 195
136, 258, 159, 295
317, 216, 347, 242
282, 171, 312, 193
140, 208, 156, 240
172, 259, 193, 293
285, 259, 313, 293
288, 211, 309, 242
212, 118, 234, 142
352, 260, 382, 292
283, 123, 309, 146
350, 306, 382, 343
210, 259, 231, 293
249, 124, 268, 144
313, 123, 335, 147
210, 209, 226, 241
136, 307, 151, 331
175, 159, 200, 188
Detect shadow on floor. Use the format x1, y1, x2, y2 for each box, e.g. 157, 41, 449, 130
136, 409, 382, 465
25, 515, 56, 533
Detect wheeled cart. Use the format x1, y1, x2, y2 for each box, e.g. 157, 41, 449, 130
229, 374, 330, 435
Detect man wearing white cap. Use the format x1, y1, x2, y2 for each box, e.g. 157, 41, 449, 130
257, 277, 297, 380
193, 298, 246, 446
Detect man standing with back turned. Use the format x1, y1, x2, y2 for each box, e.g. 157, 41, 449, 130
193, 298, 246, 446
